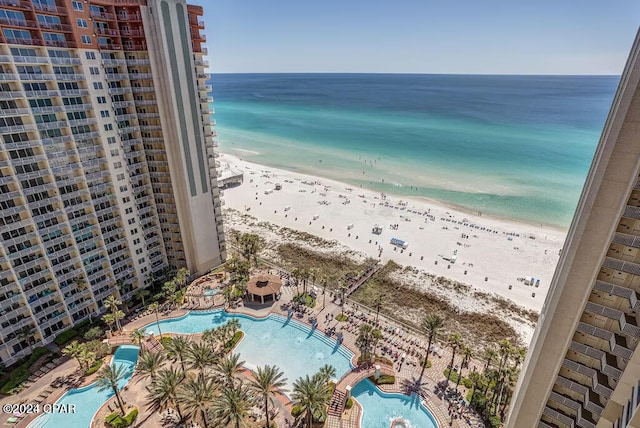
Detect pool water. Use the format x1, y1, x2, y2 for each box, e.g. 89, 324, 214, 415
29, 345, 139, 428
145, 310, 353, 390
204, 288, 220, 298
351, 379, 438, 428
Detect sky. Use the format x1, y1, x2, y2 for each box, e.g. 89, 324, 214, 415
189, 0, 640, 75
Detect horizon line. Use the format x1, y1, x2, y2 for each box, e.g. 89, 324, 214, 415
209, 71, 621, 77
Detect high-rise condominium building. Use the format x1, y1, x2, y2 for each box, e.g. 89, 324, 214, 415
0, 0, 226, 365
507, 31, 640, 428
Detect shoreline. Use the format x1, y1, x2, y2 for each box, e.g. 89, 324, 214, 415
219, 152, 565, 323
224, 147, 571, 232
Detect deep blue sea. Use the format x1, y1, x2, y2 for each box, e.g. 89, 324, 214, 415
209, 73, 619, 228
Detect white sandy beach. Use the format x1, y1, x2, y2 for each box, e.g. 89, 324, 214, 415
220, 153, 566, 315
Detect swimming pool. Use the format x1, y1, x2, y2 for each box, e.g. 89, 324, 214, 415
29, 345, 139, 428
204, 288, 220, 298
351, 379, 438, 428
144, 310, 353, 390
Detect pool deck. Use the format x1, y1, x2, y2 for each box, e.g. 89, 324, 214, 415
2, 271, 483, 428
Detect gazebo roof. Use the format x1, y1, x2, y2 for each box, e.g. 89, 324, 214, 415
246, 274, 282, 296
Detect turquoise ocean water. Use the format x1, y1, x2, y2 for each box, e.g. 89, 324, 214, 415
210, 74, 618, 228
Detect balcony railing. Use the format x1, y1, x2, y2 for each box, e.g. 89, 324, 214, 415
90, 10, 116, 20
0, 17, 38, 28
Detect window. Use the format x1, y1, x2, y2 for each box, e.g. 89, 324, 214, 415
122, 196, 130, 203
100, 110, 110, 118
110, 149, 119, 156
107, 137, 116, 145
89, 67, 99, 75
93, 82, 103, 90
76, 18, 87, 28
97, 96, 106, 104
104, 124, 113, 131
119, 185, 128, 192
127, 218, 135, 225
81, 35, 91, 44
125, 207, 132, 214
113, 161, 122, 168
72, 1, 83, 11
85, 52, 96, 60
118, 174, 126, 182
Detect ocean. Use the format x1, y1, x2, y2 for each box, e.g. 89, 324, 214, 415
209, 73, 619, 229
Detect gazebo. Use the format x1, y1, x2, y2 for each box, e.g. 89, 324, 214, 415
246, 274, 282, 304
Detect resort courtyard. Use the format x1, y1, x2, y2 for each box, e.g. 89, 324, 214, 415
0, 255, 514, 428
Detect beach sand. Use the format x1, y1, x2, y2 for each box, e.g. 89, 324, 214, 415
219, 153, 566, 342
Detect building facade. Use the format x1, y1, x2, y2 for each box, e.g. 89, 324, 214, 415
0, 0, 225, 365
507, 30, 640, 428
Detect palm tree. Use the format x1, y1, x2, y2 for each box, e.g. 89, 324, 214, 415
95, 364, 128, 415
226, 319, 241, 338
174, 267, 191, 290
317, 364, 336, 384
78, 349, 96, 372
238, 233, 261, 266
166, 336, 190, 372
338, 282, 348, 318
291, 268, 302, 296
250, 365, 288, 428
356, 324, 374, 361
419, 314, 444, 380
177, 372, 217, 428
137, 351, 167, 382
299, 268, 311, 295
216, 353, 245, 387
102, 313, 116, 333
187, 342, 216, 373
149, 302, 162, 337
130, 328, 146, 351
16, 325, 35, 351
104, 295, 123, 331
482, 347, 497, 371
308, 267, 319, 295
135, 288, 150, 307
456, 345, 473, 391
512, 347, 527, 370
373, 295, 384, 325
292, 374, 331, 427
446, 333, 462, 383
146, 367, 185, 421
62, 341, 85, 370
210, 384, 252, 428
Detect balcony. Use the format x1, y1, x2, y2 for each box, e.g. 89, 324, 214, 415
119, 29, 145, 37
90, 10, 116, 20
94, 27, 119, 37
5, 37, 43, 47
0, 17, 38, 28
102, 58, 127, 66
39, 22, 73, 32
44, 39, 76, 48
33, 2, 66, 14
125, 58, 150, 66
118, 13, 142, 22
50, 57, 82, 65
585, 301, 640, 338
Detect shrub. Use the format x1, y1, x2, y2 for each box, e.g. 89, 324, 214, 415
159, 336, 173, 348
83, 327, 104, 341
54, 329, 78, 346
292, 293, 316, 307
335, 314, 348, 322
123, 408, 138, 426
291, 405, 302, 417
224, 331, 243, 353
369, 375, 395, 385
105, 408, 138, 428
345, 397, 354, 409
417, 357, 432, 368
443, 369, 472, 388
84, 360, 103, 376
0, 347, 50, 395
